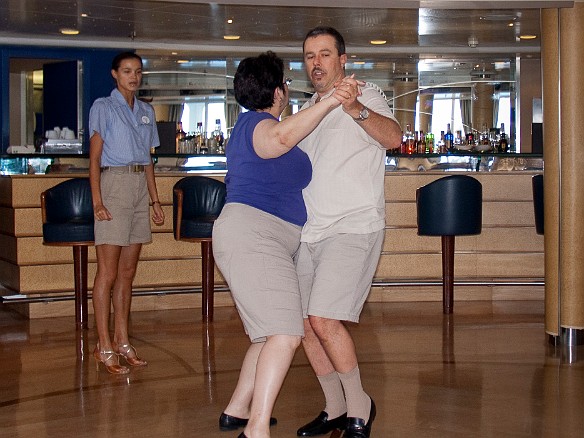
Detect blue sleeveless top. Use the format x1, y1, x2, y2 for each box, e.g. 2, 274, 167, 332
225, 111, 312, 226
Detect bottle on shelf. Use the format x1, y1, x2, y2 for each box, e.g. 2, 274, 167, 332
194, 122, 204, 153
499, 123, 509, 153
436, 131, 445, 153
404, 124, 415, 154
212, 119, 225, 154
417, 130, 427, 154
400, 131, 406, 154
454, 130, 463, 148
175, 122, 186, 153
444, 123, 454, 151
425, 129, 435, 154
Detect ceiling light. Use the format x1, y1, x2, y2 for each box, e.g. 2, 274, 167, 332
353, 61, 365, 65
370, 40, 387, 45
519, 35, 537, 40
81, 13, 88, 18
227, 19, 233, 24
59, 28, 79, 35
223, 35, 240, 40
177, 59, 189, 64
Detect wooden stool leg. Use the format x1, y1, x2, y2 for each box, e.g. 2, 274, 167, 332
72, 246, 89, 330
441, 235, 455, 314
201, 241, 215, 322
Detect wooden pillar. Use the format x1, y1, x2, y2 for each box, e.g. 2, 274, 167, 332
542, 3, 584, 344
472, 82, 494, 132
393, 79, 417, 133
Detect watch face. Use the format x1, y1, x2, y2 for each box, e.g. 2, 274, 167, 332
360, 108, 369, 120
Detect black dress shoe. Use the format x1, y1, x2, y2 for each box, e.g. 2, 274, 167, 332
297, 411, 348, 436
342, 399, 376, 438
219, 413, 277, 431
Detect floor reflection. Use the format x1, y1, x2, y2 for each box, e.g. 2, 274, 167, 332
1, 300, 583, 437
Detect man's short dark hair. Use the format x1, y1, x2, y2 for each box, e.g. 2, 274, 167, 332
303, 26, 346, 56
234, 51, 285, 111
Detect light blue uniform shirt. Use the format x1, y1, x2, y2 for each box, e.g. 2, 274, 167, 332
88, 88, 159, 166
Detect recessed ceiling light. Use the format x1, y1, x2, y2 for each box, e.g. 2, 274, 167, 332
227, 19, 233, 24
519, 35, 537, 40
81, 13, 88, 18
60, 28, 79, 35
370, 40, 387, 45
224, 35, 240, 40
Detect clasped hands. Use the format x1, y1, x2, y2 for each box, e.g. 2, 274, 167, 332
331, 74, 365, 119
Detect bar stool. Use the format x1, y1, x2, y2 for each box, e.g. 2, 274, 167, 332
41, 178, 94, 330
416, 175, 482, 314
173, 176, 226, 322
532, 174, 544, 235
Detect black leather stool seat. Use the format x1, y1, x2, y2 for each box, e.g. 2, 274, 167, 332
532, 174, 544, 235
173, 176, 226, 322
178, 215, 220, 239
417, 175, 482, 314
41, 178, 95, 330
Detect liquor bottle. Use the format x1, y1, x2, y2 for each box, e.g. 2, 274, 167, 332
212, 119, 225, 153
404, 124, 415, 154
436, 131, 445, 154
400, 131, 406, 154
454, 130, 463, 148
417, 130, 427, 154
175, 122, 186, 153
444, 123, 454, 151
499, 123, 509, 153
425, 130, 435, 154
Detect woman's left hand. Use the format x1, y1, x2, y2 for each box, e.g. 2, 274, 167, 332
152, 203, 165, 225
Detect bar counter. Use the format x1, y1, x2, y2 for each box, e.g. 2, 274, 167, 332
0, 154, 544, 319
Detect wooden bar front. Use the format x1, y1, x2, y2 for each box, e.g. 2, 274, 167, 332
0, 167, 544, 319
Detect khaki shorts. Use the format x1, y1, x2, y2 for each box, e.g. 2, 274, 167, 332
296, 230, 384, 322
94, 169, 151, 246
212, 203, 304, 343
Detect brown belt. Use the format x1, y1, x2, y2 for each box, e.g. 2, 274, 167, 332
101, 164, 145, 173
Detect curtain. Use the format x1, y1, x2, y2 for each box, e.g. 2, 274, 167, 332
492, 97, 500, 129
460, 98, 472, 134
226, 102, 241, 137
168, 104, 184, 123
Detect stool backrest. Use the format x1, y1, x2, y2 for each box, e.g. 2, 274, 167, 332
417, 175, 482, 236
42, 178, 94, 224
173, 176, 226, 239
532, 174, 544, 235
41, 178, 94, 244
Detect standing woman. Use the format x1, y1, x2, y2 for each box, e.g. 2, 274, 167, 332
212, 51, 349, 438
88, 52, 164, 374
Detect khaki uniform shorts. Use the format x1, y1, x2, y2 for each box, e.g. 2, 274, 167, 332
212, 203, 304, 343
94, 169, 151, 246
296, 230, 384, 322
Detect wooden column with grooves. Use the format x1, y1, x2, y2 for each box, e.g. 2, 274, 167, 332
559, 3, 584, 331
541, 8, 561, 336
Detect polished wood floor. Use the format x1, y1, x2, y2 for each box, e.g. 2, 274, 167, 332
1, 300, 583, 437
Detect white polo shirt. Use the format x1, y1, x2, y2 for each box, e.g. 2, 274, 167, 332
298, 84, 397, 243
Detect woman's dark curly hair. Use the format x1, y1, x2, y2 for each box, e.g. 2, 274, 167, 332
234, 51, 285, 111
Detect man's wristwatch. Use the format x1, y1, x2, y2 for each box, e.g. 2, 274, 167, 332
353, 106, 370, 122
